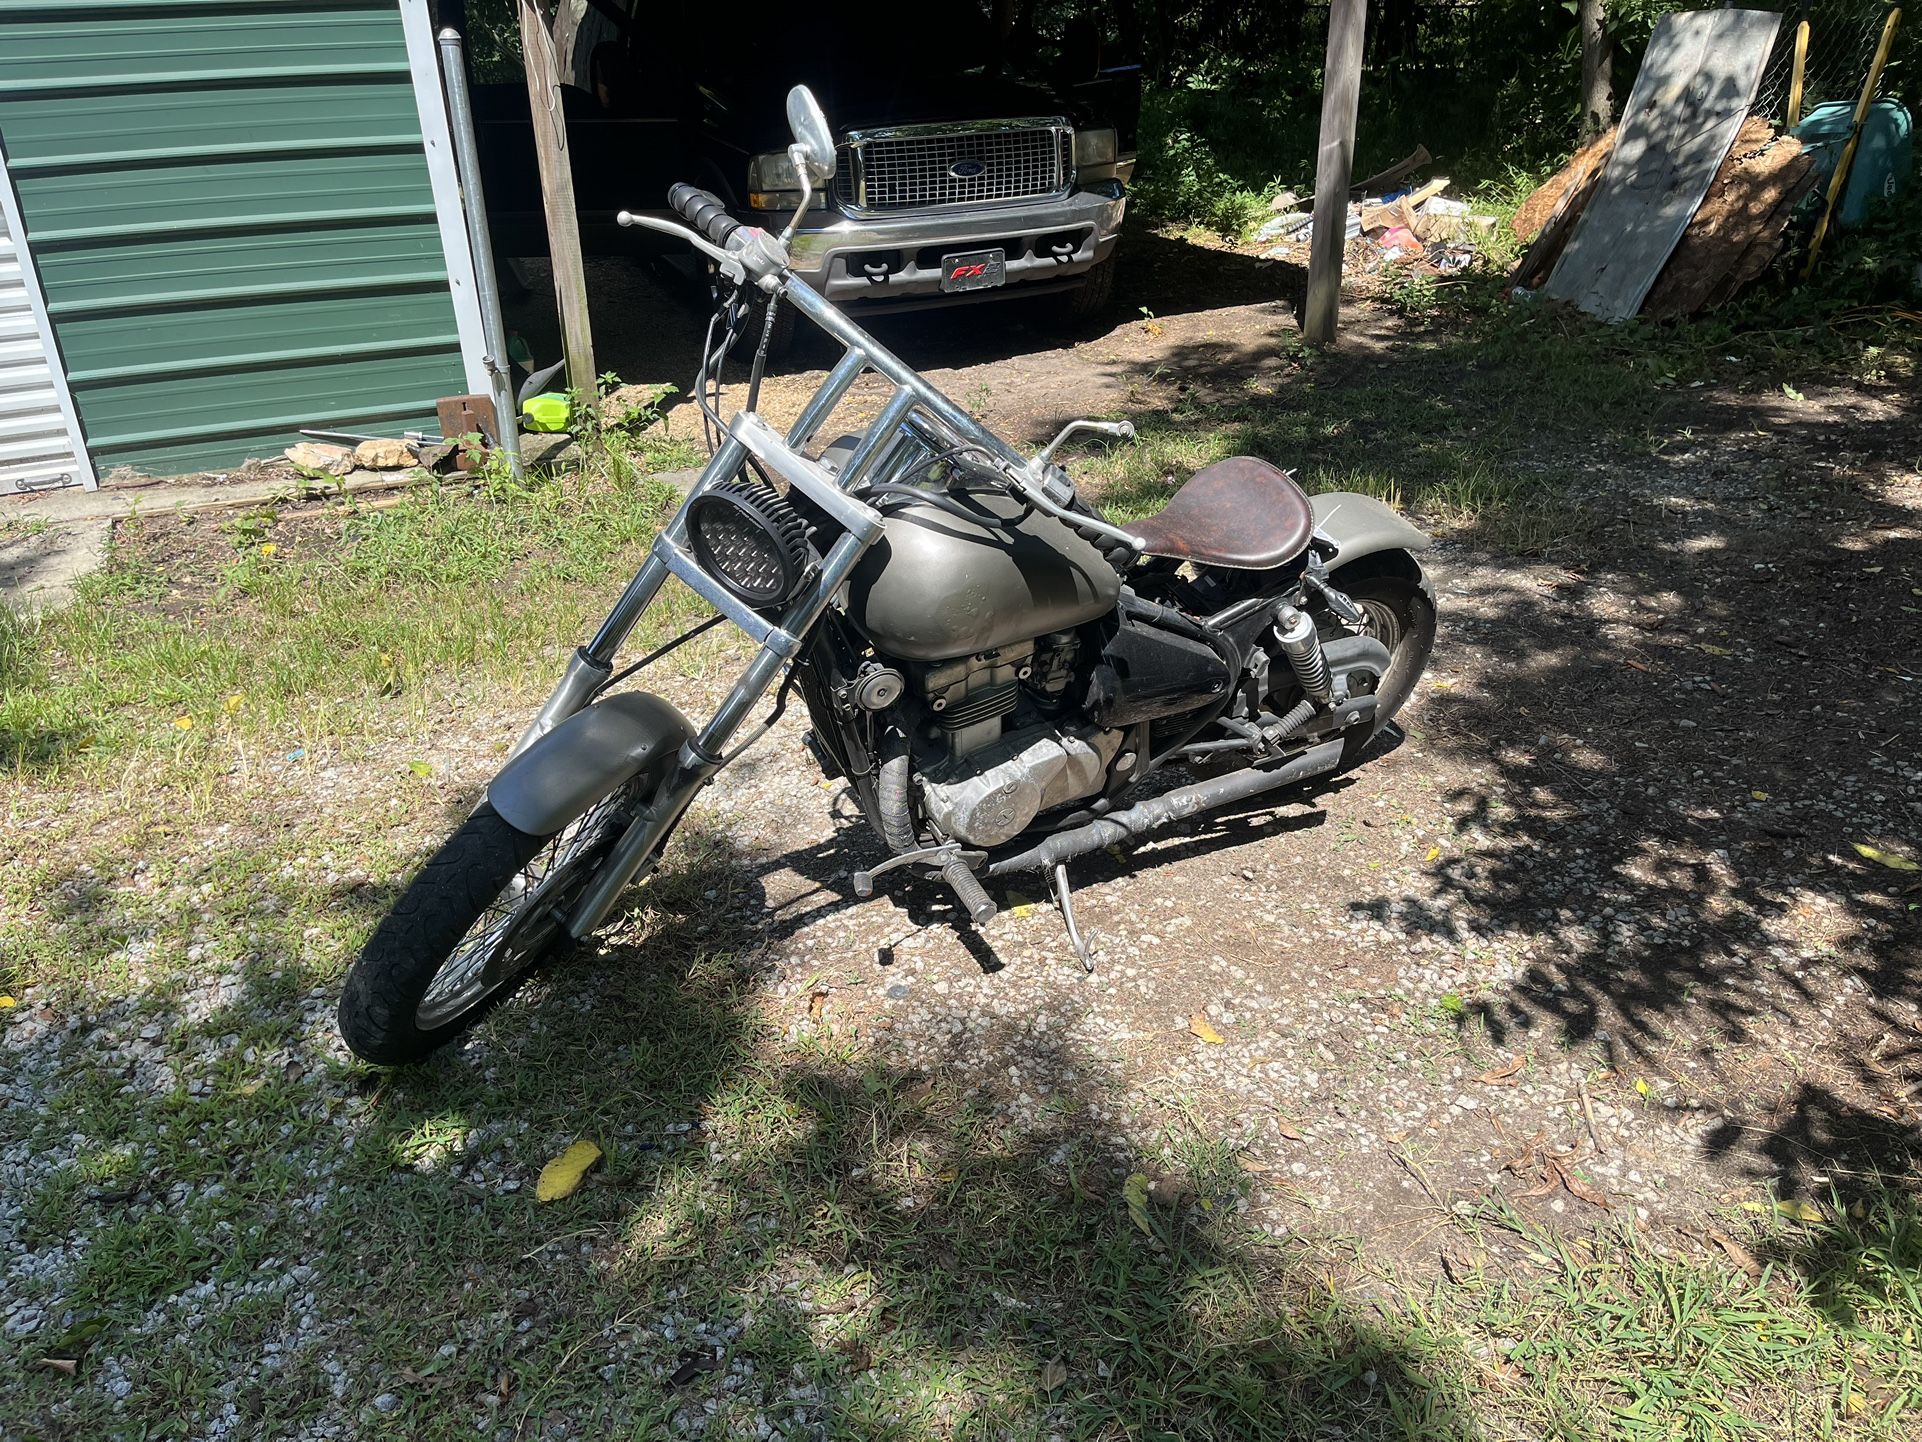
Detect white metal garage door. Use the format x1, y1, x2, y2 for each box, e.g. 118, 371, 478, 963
0, 155, 95, 494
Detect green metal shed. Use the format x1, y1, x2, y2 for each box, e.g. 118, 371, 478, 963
0, 0, 487, 486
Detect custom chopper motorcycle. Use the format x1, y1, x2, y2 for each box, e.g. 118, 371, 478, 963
337, 89, 1435, 1065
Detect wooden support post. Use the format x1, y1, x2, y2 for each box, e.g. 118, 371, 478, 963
1304, 0, 1367, 345
1786, 18, 1811, 127
1803, 6, 1901, 279
519, 0, 596, 395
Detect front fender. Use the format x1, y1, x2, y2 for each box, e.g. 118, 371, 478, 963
1310, 492, 1431, 568
487, 692, 692, 837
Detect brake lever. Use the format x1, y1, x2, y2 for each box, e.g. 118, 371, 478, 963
617, 211, 745, 283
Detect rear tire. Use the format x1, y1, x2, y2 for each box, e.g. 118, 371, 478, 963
1329, 563, 1437, 768
338, 780, 646, 1065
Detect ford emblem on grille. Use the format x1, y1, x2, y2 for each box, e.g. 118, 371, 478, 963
948, 158, 987, 179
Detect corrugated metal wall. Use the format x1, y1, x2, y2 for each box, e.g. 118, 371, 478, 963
0, 166, 92, 493
0, 0, 473, 476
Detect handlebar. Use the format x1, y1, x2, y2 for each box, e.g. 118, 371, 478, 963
667, 184, 741, 250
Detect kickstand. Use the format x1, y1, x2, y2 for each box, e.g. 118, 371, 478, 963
1048, 862, 1096, 973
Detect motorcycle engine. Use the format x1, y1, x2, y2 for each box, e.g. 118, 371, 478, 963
911, 631, 1122, 848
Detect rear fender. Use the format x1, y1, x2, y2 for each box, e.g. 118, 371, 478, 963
1310, 492, 1431, 575
487, 692, 692, 837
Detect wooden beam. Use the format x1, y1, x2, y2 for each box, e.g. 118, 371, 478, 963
519, 0, 596, 395
1304, 0, 1367, 344
1786, 17, 1810, 127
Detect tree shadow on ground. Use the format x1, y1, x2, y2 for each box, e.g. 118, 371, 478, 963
329, 809, 1487, 1440
1080, 301, 1922, 1204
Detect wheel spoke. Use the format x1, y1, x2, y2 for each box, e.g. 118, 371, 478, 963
413, 785, 640, 1030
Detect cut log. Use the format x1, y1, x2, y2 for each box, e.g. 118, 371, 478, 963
1511, 166, 1606, 291
1514, 130, 1616, 242
1642, 117, 1816, 318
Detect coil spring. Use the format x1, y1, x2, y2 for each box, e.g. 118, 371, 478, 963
1275, 607, 1332, 703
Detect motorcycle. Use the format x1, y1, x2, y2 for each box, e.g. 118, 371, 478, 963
337, 87, 1436, 1065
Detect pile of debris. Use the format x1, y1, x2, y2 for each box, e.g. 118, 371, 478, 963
1508, 6, 1908, 321
1255, 146, 1503, 279
1514, 114, 1818, 319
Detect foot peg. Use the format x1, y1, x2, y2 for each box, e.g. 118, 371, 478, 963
852, 842, 995, 925
940, 856, 997, 925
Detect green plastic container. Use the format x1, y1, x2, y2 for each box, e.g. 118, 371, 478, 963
1794, 98, 1914, 227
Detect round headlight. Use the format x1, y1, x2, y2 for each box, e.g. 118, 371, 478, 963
685, 480, 810, 611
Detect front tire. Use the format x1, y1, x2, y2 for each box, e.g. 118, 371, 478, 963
1063, 253, 1118, 321
338, 782, 643, 1065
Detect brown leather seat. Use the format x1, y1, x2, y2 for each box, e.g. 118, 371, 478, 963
1129, 456, 1314, 571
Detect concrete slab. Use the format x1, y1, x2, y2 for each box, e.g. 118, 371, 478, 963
1, 467, 423, 526
0, 519, 112, 611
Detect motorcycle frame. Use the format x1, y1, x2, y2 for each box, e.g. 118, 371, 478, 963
530, 275, 1060, 940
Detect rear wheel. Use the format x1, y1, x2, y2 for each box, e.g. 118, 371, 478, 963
1329, 563, 1436, 767
337, 779, 647, 1065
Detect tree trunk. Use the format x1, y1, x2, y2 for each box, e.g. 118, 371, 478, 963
1579, 0, 1616, 137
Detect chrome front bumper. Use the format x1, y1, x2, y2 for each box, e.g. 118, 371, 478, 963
778, 186, 1125, 303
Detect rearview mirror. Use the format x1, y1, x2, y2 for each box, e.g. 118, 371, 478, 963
786, 86, 836, 183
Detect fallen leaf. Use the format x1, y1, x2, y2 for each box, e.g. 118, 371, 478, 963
1557, 1162, 1612, 1210
1425, 845, 1442, 861
224, 693, 247, 714
407, 760, 433, 780
1775, 1198, 1825, 1224
32, 1357, 78, 1377
1782, 382, 1805, 402
0, 996, 16, 1009
535, 1139, 603, 1202
1274, 1115, 1306, 1142
172, 715, 194, 731
1475, 1054, 1527, 1086
1704, 1227, 1763, 1280
808, 989, 829, 1021
1699, 643, 1733, 656
1633, 1077, 1651, 1097
1622, 658, 1650, 673
667, 1348, 723, 1388
1148, 1173, 1196, 1207
1008, 903, 1037, 919
1751, 790, 1769, 801
1854, 843, 1921, 872
1188, 1013, 1225, 1045
1039, 1357, 1068, 1393
1239, 1156, 1275, 1173
1122, 1172, 1153, 1235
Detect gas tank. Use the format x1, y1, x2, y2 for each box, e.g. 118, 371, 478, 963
845, 490, 1120, 662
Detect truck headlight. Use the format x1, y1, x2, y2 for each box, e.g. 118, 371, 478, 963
1072, 128, 1117, 169
747, 150, 827, 212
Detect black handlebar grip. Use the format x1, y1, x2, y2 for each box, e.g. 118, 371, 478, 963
667, 183, 741, 249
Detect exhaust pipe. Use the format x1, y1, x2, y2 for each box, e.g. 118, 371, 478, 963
988, 739, 1345, 877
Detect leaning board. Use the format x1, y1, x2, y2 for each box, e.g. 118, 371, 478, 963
1544, 8, 1780, 321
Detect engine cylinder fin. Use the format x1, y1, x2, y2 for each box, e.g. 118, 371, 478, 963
936, 681, 1018, 731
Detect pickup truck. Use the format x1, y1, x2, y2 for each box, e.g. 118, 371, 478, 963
470, 1, 1138, 323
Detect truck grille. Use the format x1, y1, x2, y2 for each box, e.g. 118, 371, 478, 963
833, 121, 1072, 214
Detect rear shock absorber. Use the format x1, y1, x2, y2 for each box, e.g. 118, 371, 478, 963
1273, 604, 1333, 705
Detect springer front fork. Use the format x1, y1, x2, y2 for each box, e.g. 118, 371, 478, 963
518, 278, 1036, 940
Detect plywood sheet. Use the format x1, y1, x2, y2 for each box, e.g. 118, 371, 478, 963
1545, 8, 1781, 321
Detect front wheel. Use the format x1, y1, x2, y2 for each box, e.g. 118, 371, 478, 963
337, 780, 645, 1065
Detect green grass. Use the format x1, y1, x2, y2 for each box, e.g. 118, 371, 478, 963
0, 432, 704, 785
